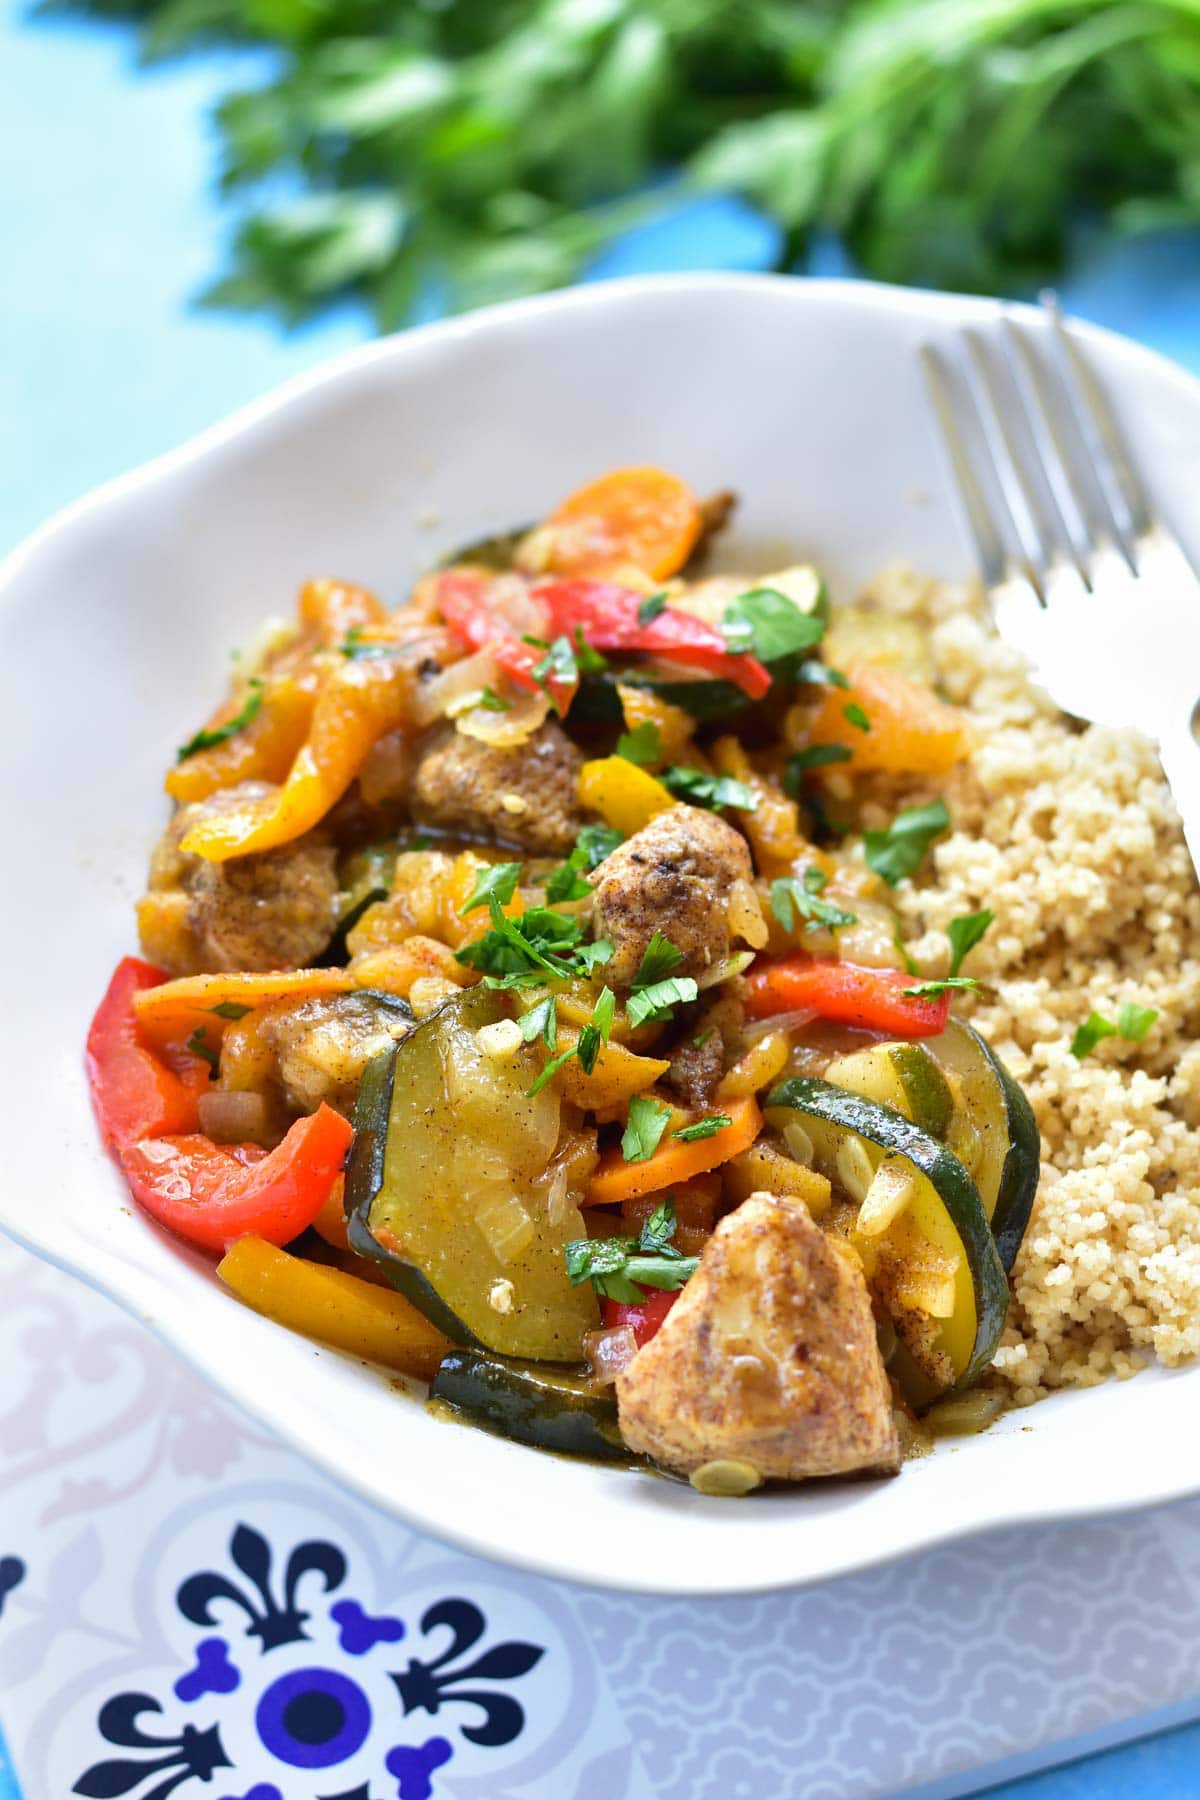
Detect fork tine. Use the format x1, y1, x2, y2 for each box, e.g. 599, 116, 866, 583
1000, 309, 1136, 576
961, 327, 1084, 583
1039, 291, 1155, 546
919, 343, 1037, 596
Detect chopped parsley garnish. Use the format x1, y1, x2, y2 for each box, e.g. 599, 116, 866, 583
528, 634, 578, 708
564, 1197, 698, 1302
621, 1094, 673, 1163
592, 986, 616, 1040
863, 799, 951, 887
784, 743, 852, 793
576, 824, 623, 868
626, 975, 700, 1031
902, 977, 980, 1000
722, 587, 826, 661
770, 869, 857, 935
519, 995, 557, 1050
633, 931, 684, 986
401, 833, 434, 852
207, 1001, 252, 1021
662, 766, 759, 812
571, 626, 608, 674
525, 985, 614, 1096
186, 1027, 220, 1071
478, 685, 510, 712
177, 678, 264, 762
947, 908, 994, 977
843, 701, 871, 733
458, 896, 607, 983
892, 921, 921, 977
338, 626, 397, 660
459, 860, 523, 916
1117, 1000, 1159, 1042
691, 1027, 716, 1049
797, 660, 849, 689
673, 1114, 731, 1142
637, 591, 669, 626
543, 853, 593, 904
616, 720, 663, 767
526, 1043, 582, 1097
1071, 1001, 1159, 1059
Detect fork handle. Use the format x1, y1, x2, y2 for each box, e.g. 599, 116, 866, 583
1157, 712, 1200, 880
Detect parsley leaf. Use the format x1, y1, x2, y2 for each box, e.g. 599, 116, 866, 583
691, 1027, 716, 1049
186, 1026, 220, 1071
571, 626, 608, 674
177, 679, 264, 762
543, 852, 592, 904
459, 860, 524, 916
574, 939, 615, 975
843, 701, 871, 732
673, 1114, 732, 1142
563, 1234, 698, 1304
478, 686, 509, 712
338, 626, 397, 660
208, 1001, 252, 1021
947, 908, 995, 977
626, 975, 700, 1030
592, 986, 616, 1041
863, 799, 951, 887
576, 824, 623, 869
519, 995, 557, 1050
616, 720, 663, 767
457, 895, 582, 980
638, 1197, 677, 1253
528, 634, 578, 710
637, 592, 668, 626
901, 977, 980, 999
621, 1094, 672, 1163
1070, 1011, 1119, 1059
784, 743, 853, 792
770, 872, 857, 935
634, 932, 684, 986
892, 921, 921, 978
797, 661, 849, 689
526, 1042, 582, 1097
1117, 1000, 1158, 1042
722, 587, 826, 661
662, 767, 759, 812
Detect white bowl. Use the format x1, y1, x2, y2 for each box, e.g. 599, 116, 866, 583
4, 273, 1199, 1596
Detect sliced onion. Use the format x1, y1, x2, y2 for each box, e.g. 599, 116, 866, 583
457, 686, 550, 748
728, 877, 768, 949
409, 648, 498, 728
198, 1089, 271, 1146
695, 950, 755, 991
584, 1325, 638, 1385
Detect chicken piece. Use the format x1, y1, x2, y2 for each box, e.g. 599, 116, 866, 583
410, 720, 583, 855
591, 804, 755, 988
254, 990, 414, 1117
615, 1192, 900, 1482
137, 781, 338, 975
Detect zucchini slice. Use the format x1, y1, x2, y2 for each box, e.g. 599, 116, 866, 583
430, 1350, 629, 1462
928, 1020, 1039, 1271
765, 1076, 1009, 1396
345, 986, 600, 1360
825, 1042, 954, 1139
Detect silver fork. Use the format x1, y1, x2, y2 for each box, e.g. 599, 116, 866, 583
920, 293, 1200, 876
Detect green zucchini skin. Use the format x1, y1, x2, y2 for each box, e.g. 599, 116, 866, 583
967, 1026, 1040, 1272
766, 1075, 1009, 1391
430, 1350, 629, 1462
345, 1041, 481, 1349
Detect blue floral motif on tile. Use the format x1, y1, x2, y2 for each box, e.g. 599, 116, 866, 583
71, 1523, 546, 1800
0, 1558, 24, 1619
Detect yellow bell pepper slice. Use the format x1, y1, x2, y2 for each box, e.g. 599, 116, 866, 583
218, 1236, 450, 1380
552, 1035, 671, 1109
167, 672, 318, 806
181, 659, 410, 861
578, 756, 674, 837
298, 577, 389, 647
132, 968, 354, 1050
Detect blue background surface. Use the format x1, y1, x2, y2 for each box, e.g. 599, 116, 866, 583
3, 2, 1200, 1792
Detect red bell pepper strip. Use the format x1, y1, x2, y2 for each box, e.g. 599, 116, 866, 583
601, 1289, 681, 1349
119, 1104, 354, 1253
745, 955, 953, 1037
534, 578, 772, 701
435, 570, 577, 715
86, 957, 210, 1152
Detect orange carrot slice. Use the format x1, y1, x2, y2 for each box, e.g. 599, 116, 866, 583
540, 466, 703, 581
808, 664, 972, 776
586, 1096, 762, 1206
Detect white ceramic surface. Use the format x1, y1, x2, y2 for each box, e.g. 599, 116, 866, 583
2, 274, 1199, 1597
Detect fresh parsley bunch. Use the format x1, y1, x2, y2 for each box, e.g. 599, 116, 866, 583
64, 0, 1200, 328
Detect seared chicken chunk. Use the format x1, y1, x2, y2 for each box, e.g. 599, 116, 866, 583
616, 1192, 900, 1482
411, 719, 583, 856
138, 782, 338, 975
591, 803, 756, 988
